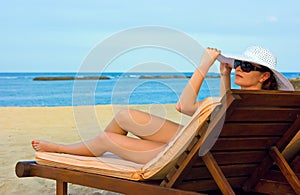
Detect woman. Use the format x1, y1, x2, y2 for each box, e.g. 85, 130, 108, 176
32, 46, 294, 164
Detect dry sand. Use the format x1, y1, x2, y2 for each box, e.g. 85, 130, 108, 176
0, 104, 189, 195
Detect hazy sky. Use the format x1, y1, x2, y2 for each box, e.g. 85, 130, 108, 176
1, 0, 299, 72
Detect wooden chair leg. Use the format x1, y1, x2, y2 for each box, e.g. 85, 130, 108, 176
56, 180, 67, 195
269, 146, 300, 194
202, 152, 235, 195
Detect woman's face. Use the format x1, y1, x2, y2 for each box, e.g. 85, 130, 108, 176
234, 62, 270, 90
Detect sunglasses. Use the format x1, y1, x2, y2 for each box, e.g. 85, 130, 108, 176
234, 60, 268, 73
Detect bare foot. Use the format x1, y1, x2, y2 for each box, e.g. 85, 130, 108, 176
31, 140, 61, 152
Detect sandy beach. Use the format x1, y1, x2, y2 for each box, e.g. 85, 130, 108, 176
0, 104, 189, 195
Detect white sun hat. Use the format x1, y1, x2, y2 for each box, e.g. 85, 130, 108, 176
217, 46, 294, 91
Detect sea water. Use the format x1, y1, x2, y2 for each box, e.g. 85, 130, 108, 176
0, 72, 298, 107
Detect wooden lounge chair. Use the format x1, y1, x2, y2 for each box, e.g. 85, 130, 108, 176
15, 90, 300, 195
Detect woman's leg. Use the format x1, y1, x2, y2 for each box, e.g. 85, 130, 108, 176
104, 109, 183, 143
32, 132, 166, 164
32, 109, 183, 163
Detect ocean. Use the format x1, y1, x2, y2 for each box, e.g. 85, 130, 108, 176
0, 72, 299, 107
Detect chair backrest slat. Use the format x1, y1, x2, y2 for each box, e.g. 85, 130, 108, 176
221, 123, 290, 137
227, 107, 299, 122
213, 137, 280, 151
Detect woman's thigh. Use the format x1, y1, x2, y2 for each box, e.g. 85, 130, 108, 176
113, 109, 183, 143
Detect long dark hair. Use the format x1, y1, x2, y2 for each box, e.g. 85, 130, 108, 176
261, 67, 278, 90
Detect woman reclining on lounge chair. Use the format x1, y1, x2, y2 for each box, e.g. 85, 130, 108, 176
32, 46, 294, 164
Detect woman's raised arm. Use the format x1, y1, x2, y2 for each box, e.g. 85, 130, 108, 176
176, 48, 221, 116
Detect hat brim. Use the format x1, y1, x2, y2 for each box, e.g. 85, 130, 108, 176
217, 53, 270, 67
271, 69, 294, 91
217, 54, 294, 91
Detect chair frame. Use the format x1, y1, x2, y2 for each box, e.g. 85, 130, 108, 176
16, 90, 300, 195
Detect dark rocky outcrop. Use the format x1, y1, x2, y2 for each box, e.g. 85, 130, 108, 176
289, 77, 300, 90
139, 75, 188, 79
33, 76, 110, 81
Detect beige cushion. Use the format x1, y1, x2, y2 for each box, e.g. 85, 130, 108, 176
36, 97, 221, 180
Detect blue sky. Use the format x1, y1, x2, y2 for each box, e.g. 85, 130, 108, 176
0, 0, 299, 72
